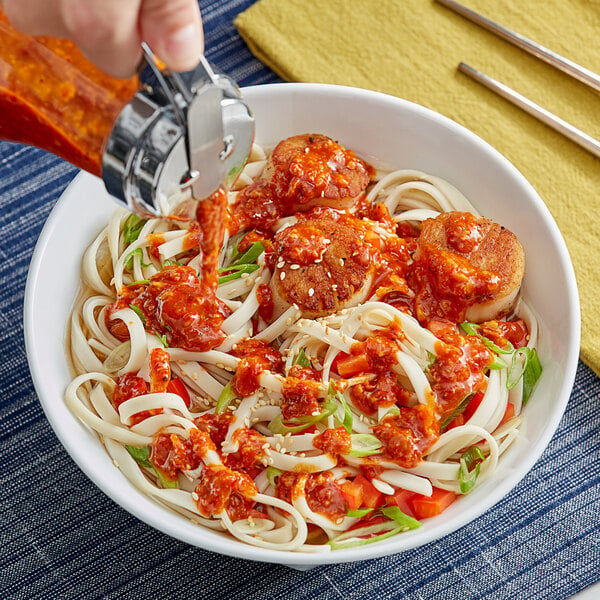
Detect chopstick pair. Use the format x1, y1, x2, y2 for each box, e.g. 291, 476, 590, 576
436, 0, 600, 159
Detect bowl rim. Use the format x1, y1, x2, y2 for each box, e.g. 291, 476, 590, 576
24, 82, 581, 566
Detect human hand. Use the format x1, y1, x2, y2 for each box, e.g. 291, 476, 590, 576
1, 0, 204, 78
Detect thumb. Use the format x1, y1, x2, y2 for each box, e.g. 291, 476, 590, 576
140, 0, 204, 72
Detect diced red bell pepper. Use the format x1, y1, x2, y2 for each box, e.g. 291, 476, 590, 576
411, 487, 456, 519
167, 377, 191, 408
386, 489, 417, 518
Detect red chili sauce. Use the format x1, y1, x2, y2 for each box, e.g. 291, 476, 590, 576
281, 364, 322, 420
373, 405, 440, 468
193, 464, 258, 520
313, 427, 352, 456
112, 373, 161, 425
230, 338, 283, 397
276, 471, 346, 523
409, 212, 502, 324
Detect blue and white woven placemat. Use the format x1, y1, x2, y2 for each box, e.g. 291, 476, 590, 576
1, 2, 599, 598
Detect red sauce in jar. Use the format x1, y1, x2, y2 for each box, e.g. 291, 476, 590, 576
0, 9, 136, 175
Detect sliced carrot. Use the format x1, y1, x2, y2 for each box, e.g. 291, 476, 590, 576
335, 353, 371, 378
411, 487, 457, 519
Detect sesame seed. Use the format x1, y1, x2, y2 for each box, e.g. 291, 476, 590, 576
332, 284, 338, 290
308, 288, 315, 297
339, 258, 344, 266
192, 492, 199, 501
290, 264, 301, 270
280, 271, 286, 280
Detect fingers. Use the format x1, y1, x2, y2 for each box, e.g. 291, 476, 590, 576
140, 0, 204, 73
2, 0, 205, 78
60, 0, 143, 78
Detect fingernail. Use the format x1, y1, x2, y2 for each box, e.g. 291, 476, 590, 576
163, 23, 203, 71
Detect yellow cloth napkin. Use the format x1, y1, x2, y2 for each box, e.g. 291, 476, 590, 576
236, 0, 600, 374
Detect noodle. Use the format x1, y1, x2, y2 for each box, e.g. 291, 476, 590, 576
65, 134, 541, 552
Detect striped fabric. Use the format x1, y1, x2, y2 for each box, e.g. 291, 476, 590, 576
0, 2, 598, 598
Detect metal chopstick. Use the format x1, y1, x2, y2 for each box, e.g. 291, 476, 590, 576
436, 0, 600, 94
458, 63, 600, 159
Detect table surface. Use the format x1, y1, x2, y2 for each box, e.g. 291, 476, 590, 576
1, 1, 599, 598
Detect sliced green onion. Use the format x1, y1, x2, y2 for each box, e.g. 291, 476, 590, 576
215, 381, 237, 414
155, 469, 179, 489
125, 445, 153, 468
266, 466, 282, 487
267, 416, 317, 435
123, 214, 146, 243
162, 259, 180, 267
379, 406, 400, 421
231, 241, 265, 266
294, 348, 311, 368
459, 445, 485, 494
125, 248, 151, 271
125, 445, 179, 489
129, 304, 146, 325
127, 279, 150, 286
347, 508, 374, 518
328, 522, 403, 550
488, 354, 509, 370
217, 263, 260, 284
268, 393, 338, 434
156, 333, 168, 347
440, 392, 475, 431
348, 434, 383, 457
506, 347, 531, 390
460, 321, 514, 355
380, 506, 422, 530
522, 348, 542, 405
336, 391, 353, 434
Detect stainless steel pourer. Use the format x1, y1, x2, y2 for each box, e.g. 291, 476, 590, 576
102, 44, 254, 216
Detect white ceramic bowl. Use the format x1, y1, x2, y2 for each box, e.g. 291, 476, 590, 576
24, 83, 580, 568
